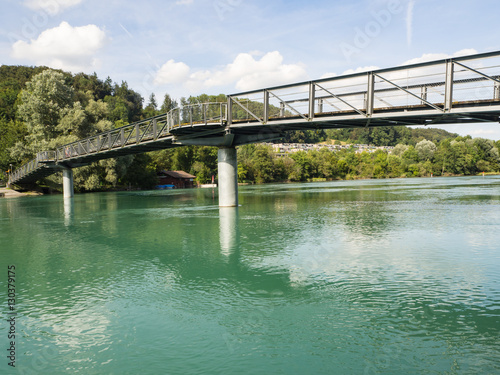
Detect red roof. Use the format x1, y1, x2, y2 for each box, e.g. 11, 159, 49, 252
159, 170, 196, 179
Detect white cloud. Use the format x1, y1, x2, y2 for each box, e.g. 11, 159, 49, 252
154, 51, 307, 93
402, 49, 479, 65
415, 124, 500, 141
154, 60, 190, 85
319, 66, 380, 81
342, 66, 380, 75
231, 51, 307, 91
467, 128, 500, 138
453, 48, 480, 57
320, 72, 337, 79
11, 21, 107, 72
202, 51, 306, 92
176, 0, 193, 4
24, 0, 83, 15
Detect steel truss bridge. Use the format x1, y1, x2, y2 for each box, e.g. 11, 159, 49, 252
8, 51, 500, 204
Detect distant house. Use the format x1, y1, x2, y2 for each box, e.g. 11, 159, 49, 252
157, 170, 196, 189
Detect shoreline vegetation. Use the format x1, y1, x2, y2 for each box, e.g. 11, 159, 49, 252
2, 172, 498, 199
1, 65, 500, 194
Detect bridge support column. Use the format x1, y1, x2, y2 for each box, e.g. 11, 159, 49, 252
218, 147, 238, 207
62, 168, 74, 198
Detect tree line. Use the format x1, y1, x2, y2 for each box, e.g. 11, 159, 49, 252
235, 137, 500, 184
1, 65, 499, 191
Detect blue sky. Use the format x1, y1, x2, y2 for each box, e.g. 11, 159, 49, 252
1, 0, 500, 139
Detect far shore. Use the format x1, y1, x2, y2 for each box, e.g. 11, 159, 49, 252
2, 173, 498, 199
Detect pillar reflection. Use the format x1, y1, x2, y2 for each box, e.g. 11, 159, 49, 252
219, 206, 239, 256
63, 197, 74, 226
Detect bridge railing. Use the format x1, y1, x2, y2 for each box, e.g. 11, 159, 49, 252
55, 102, 227, 161
9, 102, 227, 184
8, 151, 56, 185
175, 102, 227, 126
227, 51, 500, 124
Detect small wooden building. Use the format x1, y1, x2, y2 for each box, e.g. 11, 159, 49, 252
157, 170, 196, 189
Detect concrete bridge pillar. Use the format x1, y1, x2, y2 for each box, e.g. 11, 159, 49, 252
218, 147, 238, 207
62, 168, 74, 198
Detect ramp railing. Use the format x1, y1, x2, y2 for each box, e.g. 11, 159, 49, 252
9, 102, 227, 185
56, 102, 227, 161
8, 151, 56, 186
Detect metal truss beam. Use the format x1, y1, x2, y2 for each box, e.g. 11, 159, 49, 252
374, 73, 444, 112
268, 91, 308, 120
229, 97, 263, 124
315, 83, 367, 117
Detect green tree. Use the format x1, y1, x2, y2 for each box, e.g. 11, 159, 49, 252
10, 69, 130, 191
473, 138, 500, 170
392, 144, 409, 157
237, 162, 249, 183
343, 149, 360, 176
172, 146, 194, 172
251, 145, 275, 183
143, 93, 159, 118
191, 161, 211, 184
373, 150, 388, 178
120, 153, 158, 189
289, 150, 314, 181
0, 65, 49, 121
434, 139, 453, 175
281, 129, 326, 143
150, 148, 174, 171
325, 125, 456, 147
386, 154, 403, 177
237, 144, 257, 182
160, 94, 178, 113
71, 72, 112, 104
336, 158, 349, 178
0, 118, 26, 170
12, 69, 74, 161
415, 139, 437, 161
193, 146, 218, 172
401, 146, 419, 165
104, 81, 143, 124
449, 140, 475, 175
316, 147, 338, 178
400, 146, 419, 176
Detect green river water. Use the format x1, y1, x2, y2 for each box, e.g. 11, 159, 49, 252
1, 176, 499, 374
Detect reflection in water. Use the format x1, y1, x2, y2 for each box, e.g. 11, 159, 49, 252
219, 207, 238, 256
63, 197, 73, 226
1, 177, 500, 374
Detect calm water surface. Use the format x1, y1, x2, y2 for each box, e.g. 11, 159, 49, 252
1, 176, 500, 374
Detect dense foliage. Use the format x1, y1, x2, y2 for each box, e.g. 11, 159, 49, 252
1, 65, 499, 190
325, 126, 460, 146
236, 137, 500, 183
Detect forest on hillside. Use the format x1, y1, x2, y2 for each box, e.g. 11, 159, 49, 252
1, 65, 499, 191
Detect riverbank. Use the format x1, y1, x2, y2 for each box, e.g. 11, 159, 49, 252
2, 172, 498, 198
0, 187, 42, 198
